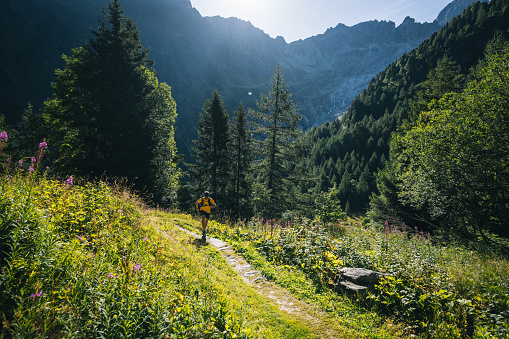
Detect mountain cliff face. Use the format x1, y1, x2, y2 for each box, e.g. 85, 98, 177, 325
0, 0, 480, 156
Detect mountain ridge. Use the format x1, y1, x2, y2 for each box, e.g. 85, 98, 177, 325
0, 0, 480, 156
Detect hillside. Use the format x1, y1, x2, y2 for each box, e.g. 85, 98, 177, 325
299, 0, 509, 212
0, 0, 478, 157
1, 169, 508, 338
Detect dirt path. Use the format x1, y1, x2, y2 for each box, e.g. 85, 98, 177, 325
174, 225, 344, 339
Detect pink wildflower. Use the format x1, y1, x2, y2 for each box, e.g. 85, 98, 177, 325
66, 176, 73, 186
0, 131, 7, 142
30, 290, 42, 300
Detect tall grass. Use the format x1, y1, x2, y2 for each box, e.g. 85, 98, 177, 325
0, 173, 251, 338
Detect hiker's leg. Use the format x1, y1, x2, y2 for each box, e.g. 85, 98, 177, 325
201, 215, 207, 230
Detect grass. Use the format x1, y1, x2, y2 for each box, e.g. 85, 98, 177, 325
1, 170, 508, 338
202, 216, 509, 338
1, 173, 373, 338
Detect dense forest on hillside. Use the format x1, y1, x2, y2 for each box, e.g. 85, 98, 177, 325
299, 0, 509, 213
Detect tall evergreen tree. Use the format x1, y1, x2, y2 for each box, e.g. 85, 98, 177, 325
229, 103, 252, 218
42, 0, 179, 204
190, 90, 231, 208
251, 64, 303, 216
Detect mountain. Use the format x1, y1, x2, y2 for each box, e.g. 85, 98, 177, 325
0, 0, 480, 157
299, 0, 508, 212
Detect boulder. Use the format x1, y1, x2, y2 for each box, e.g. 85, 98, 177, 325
337, 267, 387, 294
339, 267, 386, 285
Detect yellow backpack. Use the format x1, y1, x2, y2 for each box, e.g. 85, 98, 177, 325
199, 197, 211, 208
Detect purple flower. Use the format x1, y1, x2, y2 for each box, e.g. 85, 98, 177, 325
0, 131, 7, 142
30, 290, 42, 300
28, 166, 34, 172
39, 141, 48, 149
18, 159, 23, 166
65, 177, 73, 186
7, 157, 11, 163
107, 273, 116, 278
77, 235, 83, 242
133, 264, 142, 273
143, 237, 147, 242
45, 166, 49, 170
31, 157, 36, 163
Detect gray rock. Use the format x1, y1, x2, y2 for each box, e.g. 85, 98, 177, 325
339, 267, 386, 284
337, 267, 387, 293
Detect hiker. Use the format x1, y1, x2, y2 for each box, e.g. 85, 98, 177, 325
195, 191, 216, 242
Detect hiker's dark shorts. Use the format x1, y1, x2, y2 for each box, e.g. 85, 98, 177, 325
199, 210, 211, 219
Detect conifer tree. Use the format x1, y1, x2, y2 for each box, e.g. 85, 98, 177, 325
42, 0, 179, 204
190, 90, 231, 207
230, 103, 252, 217
251, 64, 303, 216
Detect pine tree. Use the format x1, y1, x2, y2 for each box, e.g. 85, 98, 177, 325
251, 64, 303, 216
190, 90, 231, 207
42, 0, 179, 204
230, 103, 252, 218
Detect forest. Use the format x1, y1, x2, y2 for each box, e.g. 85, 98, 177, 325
0, 0, 509, 337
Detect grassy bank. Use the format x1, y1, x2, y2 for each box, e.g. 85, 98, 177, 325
202, 217, 509, 338
0, 174, 383, 338
2, 173, 508, 338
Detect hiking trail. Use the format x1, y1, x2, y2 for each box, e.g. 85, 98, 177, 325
172, 225, 344, 339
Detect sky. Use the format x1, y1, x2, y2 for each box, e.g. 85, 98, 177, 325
190, 0, 454, 43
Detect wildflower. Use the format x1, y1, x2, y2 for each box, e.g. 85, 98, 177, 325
107, 273, 116, 278
39, 141, 48, 149
45, 166, 49, 170
143, 237, 147, 242
133, 264, 142, 273
89, 254, 95, 259
28, 166, 34, 172
30, 290, 42, 300
77, 235, 83, 242
18, 159, 23, 166
31, 157, 36, 163
65, 176, 73, 186
0, 131, 7, 142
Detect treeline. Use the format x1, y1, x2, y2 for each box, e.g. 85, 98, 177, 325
181, 65, 308, 219
299, 0, 509, 213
